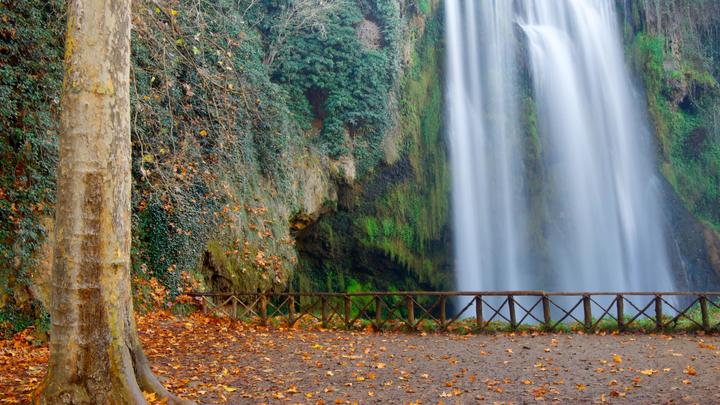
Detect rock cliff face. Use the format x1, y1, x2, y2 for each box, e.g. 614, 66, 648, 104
293, 1, 453, 293
622, 0, 720, 288
0, 0, 451, 332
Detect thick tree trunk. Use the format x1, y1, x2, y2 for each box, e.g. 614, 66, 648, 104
35, 1, 190, 404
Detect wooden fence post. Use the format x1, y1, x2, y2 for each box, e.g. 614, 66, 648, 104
344, 295, 352, 328
375, 296, 382, 329
542, 295, 551, 330
475, 296, 483, 330
655, 295, 663, 331
260, 294, 268, 326
321, 296, 329, 328
583, 295, 592, 331
439, 296, 447, 329
508, 295, 517, 330
616, 294, 624, 331
232, 296, 238, 319
406, 296, 415, 329
288, 295, 295, 326
700, 295, 710, 332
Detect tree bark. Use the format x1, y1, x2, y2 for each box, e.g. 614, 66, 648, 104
35, 1, 190, 404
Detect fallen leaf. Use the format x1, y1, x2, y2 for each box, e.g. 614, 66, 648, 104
684, 365, 697, 376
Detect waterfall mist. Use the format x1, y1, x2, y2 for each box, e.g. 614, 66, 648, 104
445, 0, 676, 293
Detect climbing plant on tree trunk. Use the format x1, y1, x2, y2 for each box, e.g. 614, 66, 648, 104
34, 1, 190, 404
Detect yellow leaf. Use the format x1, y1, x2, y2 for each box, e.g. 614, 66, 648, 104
199, 129, 208, 137
576, 384, 587, 392
222, 385, 237, 392
522, 380, 533, 385
170, 9, 178, 16
612, 354, 622, 364
639, 369, 657, 376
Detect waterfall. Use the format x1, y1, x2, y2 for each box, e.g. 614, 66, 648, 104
445, 0, 676, 293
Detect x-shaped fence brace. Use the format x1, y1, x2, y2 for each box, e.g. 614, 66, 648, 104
188, 291, 720, 333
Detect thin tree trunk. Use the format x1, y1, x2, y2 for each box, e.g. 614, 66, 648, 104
35, 1, 190, 404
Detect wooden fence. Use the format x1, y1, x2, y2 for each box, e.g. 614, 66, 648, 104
187, 291, 720, 333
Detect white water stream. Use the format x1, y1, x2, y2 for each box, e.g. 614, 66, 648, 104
445, 0, 675, 293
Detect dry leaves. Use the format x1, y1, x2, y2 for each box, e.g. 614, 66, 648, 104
1, 313, 719, 404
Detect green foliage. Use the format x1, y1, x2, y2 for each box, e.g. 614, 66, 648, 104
294, 1, 451, 293
0, 0, 63, 322
416, 0, 431, 15
0, 0, 451, 334
0, 302, 48, 338
633, 29, 720, 231
270, 1, 398, 169
354, 4, 451, 288
129, 0, 304, 295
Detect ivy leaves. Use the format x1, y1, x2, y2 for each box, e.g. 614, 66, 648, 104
270, 1, 396, 165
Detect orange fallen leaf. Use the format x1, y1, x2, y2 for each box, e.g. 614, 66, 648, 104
684, 365, 697, 376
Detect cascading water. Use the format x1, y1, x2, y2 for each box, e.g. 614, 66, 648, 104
446, 0, 676, 293
446, 0, 530, 294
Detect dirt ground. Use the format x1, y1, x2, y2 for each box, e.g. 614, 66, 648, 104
2, 313, 719, 404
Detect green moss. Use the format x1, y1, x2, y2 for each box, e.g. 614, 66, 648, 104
353, 1, 450, 288
293, 1, 451, 293
417, 0, 431, 15
632, 29, 720, 231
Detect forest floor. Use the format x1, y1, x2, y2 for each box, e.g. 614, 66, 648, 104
2, 312, 719, 404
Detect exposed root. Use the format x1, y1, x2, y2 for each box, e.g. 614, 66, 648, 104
131, 337, 196, 405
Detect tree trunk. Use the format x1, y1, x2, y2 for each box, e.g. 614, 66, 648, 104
35, 1, 190, 404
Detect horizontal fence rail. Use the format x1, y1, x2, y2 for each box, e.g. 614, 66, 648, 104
186, 291, 720, 333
